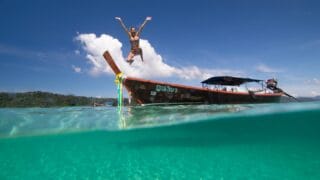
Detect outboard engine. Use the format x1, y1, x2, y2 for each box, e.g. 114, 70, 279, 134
266, 78, 279, 92
266, 78, 298, 101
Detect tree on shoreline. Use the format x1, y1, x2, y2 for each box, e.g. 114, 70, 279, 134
0, 91, 126, 107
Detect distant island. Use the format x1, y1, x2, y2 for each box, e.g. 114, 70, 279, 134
0, 91, 128, 108
281, 96, 320, 103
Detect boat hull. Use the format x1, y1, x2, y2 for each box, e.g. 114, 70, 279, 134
124, 77, 282, 105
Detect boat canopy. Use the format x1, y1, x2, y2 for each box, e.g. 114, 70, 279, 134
201, 76, 262, 86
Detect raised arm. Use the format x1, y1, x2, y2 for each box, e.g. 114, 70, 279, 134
137, 16, 152, 36
115, 17, 130, 37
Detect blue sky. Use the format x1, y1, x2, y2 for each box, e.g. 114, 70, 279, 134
1, 0, 320, 97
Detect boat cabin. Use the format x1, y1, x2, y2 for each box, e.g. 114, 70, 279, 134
201, 76, 270, 93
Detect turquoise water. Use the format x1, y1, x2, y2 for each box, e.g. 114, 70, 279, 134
0, 102, 320, 179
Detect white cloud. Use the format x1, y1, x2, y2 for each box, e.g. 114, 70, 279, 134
76, 33, 242, 80
305, 78, 320, 85
312, 78, 320, 85
311, 91, 320, 96
278, 75, 320, 97
72, 65, 82, 73
255, 63, 281, 73
74, 50, 80, 55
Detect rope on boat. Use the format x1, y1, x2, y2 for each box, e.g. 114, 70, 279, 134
115, 72, 127, 128
115, 72, 124, 110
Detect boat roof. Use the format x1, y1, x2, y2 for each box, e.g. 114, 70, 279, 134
201, 76, 263, 86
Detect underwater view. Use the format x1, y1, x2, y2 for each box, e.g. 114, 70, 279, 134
1, 102, 320, 179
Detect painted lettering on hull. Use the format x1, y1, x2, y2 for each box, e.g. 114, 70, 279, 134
155, 85, 178, 93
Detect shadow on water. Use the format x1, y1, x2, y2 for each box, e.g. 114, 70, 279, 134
112, 109, 320, 148
120, 104, 251, 128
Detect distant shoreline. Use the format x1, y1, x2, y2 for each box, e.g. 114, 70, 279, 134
0, 91, 319, 108
0, 91, 128, 108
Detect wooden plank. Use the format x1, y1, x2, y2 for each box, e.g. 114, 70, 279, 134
103, 51, 121, 75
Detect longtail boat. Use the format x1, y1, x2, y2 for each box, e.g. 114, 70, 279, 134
103, 51, 284, 105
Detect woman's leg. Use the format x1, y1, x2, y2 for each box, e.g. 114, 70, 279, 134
127, 52, 135, 64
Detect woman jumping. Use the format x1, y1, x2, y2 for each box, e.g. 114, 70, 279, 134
115, 16, 152, 65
